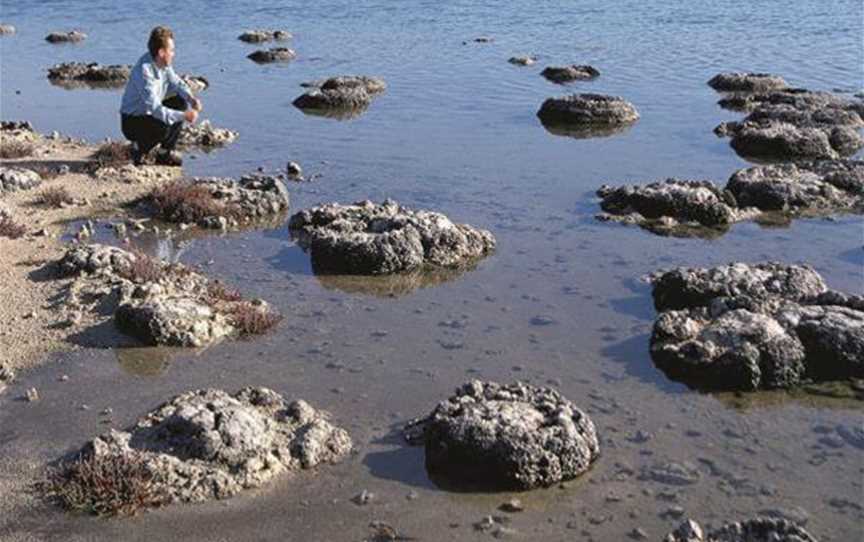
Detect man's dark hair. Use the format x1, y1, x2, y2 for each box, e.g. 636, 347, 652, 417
148, 26, 174, 58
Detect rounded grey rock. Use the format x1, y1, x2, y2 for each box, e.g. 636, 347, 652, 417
45, 30, 87, 43
537, 93, 639, 128
247, 47, 296, 63
541, 64, 600, 83
707, 72, 788, 92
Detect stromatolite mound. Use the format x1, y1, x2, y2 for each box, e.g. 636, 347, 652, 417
541, 64, 600, 83
665, 517, 817, 542
707, 72, 788, 92
537, 94, 639, 137
0, 166, 42, 194
405, 381, 599, 490
178, 120, 238, 149
0, 24, 16, 35
293, 76, 386, 117
47, 62, 131, 89
59, 387, 351, 508
238, 29, 292, 43
508, 55, 537, 66
288, 199, 495, 275
247, 47, 296, 63
649, 262, 864, 390
45, 30, 87, 43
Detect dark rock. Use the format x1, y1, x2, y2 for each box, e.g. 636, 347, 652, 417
238, 29, 292, 43
541, 65, 600, 83
537, 94, 639, 136
293, 76, 386, 117
247, 47, 296, 63
409, 380, 599, 490
664, 517, 817, 542
288, 199, 495, 275
45, 30, 87, 43
707, 72, 788, 92
47, 62, 131, 89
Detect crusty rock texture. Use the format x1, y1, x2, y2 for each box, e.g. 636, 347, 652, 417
61, 387, 351, 506
0, 167, 42, 194
45, 30, 87, 43
47, 62, 131, 89
288, 199, 495, 275
537, 94, 639, 138
247, 47, 296, 63
540, 65, 600, 83
0, 24, 15, 35
238, 29, 292, 43
707, 72, 788, 93
59, 243, 280, 347
293, 76, 386, 117
177, 120, 238, 149
649, 262, 864, 390
664, 517, 817, 542
405, 381, 599, 490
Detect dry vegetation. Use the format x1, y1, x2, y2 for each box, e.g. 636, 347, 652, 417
206, 280, 243, 302
91, 141, 132, 168
0, 215, 27, 239
116, 248, 165, 284
40, 452, 170, 517
37, 186, 75, 208
148, 180, 243, 224
0, 141, 34, 159
225, 302, 283, 336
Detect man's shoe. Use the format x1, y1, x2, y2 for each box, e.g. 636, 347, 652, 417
131, 143, 144, 166
154, 150, 183, 167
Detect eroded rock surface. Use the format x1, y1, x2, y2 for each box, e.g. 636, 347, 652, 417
69, 387, 351, 505
47, 62, 131, 89
537, 94, 639, 137
288, 199, 495, 275
178, 120, 238, 149
541, 65, 600, 83
508, 55, 536, 66
45, 31, 87, 43
707, 72, 788, 92
406, 380, 599, 490
665, 517, 817, 542
293, 76, 386, 116
238, 29, 292, 43
649, 262, 864, 390
0, 24, 15, 35
247, 47, 296, 63
0, 167, 42, 193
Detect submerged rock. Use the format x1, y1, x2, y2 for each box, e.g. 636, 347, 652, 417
247, 47, 296, 63
664, 517, 817, 542
0, 166, 42, 193
47, 62, 131, 89
288, 199, 495, 275
649, 262, 864, 390
541, 65, 600, 83
508, 55, 537, 66
45, 30, 87, 43
181, 74, 209, 94
178, 120, 238, 149
707, 72, 788, 92
407, 380, 599, 490
0, 24, 15, 35
238, 29, 292, 43
63, 387, 351, 507
537, 94, 639, 136
293, 76, 386, 117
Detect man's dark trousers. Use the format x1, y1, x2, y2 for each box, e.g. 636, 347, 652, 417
120, 96, 186, 155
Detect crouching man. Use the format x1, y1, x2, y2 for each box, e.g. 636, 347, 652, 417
120, 26, 202, 166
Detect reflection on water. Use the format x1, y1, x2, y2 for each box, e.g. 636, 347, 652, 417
538, 115, 634, 140
314, 264, 478, 298
116, 346, 176, 377
293, 104, 370, 121
714, 381, 864, 411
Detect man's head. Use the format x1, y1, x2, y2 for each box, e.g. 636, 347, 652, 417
148, 26, 175, 67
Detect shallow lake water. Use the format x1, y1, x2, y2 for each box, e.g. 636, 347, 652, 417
1, 1, 862, 540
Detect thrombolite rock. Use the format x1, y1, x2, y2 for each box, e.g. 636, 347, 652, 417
596, 161, 863, 237
664, 517, 817, 542
238, 29, 292, 43
537, 94, 639, 137
288, 199, 495, 275
0, 24, 15, 35
293, 76, 386, 117
181, 74, 209, 94
540, 64, 600, 83
177, 120, 238, 149
247, 47, 296, 63
45, 30, 87, 43
53, 387, 351, 508
47, 62, 131, 88
649, 262, 864, 390
59, 243, 281, 347
707, 72, 788, 92
0, 166, 42, 194
404, 380, 599, 490
508, 55, 536, 66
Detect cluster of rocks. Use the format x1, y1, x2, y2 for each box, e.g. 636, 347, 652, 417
45, 30, 87, 43
404, 380, 599, 490
60, 243, 279, 347
47, 62, 131, 89
143, 174, 290, 230
540, 64, 600, 83
177, 120, 238, 149
237, 29, 292, 43
649, 262, 863, 391
537, 93, 639, 138
596, 160, 863, 236
293, 76, 387, 118
61, 387, 351, 507
247, 47, 296, 63
288, 199, 495, 275
0, 166, 42, 193
710, 72, 864, 160
665, 517, 817, 542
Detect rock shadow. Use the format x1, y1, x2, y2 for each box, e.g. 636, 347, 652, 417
538, 116, 633, 140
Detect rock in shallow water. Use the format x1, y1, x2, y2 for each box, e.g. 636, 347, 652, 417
47, 62, 131, 88
0, 24, 15, 35
45, 30, 87, 43
238, 29, 291, 43
541, 64, 600, 83
66, 387, 351, 506
293, 75, 386, 117
649, 262, 864, 390
406, 380, 599, 490
288, 199, 495, 275
537, 94, 639, 138
247, 47, 296, 63
178, 120, 238, 149
664, 517, 817, 542
707, 72, 788, 92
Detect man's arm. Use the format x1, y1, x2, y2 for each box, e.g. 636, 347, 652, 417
138, 63, 186, 124
166, 66, 199, 109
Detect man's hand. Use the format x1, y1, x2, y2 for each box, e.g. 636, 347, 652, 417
184, 109, 199, 123
191, 97, 203, 112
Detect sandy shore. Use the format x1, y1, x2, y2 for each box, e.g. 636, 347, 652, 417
0, 127, 180, 384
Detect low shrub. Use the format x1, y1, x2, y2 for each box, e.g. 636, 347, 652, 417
91, 141, 132, 167
225, 302, 282, 336
37, 186, 74, 208
117, 248, 164, 284
0, 141, 34, 159
0, 216, 26, 239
